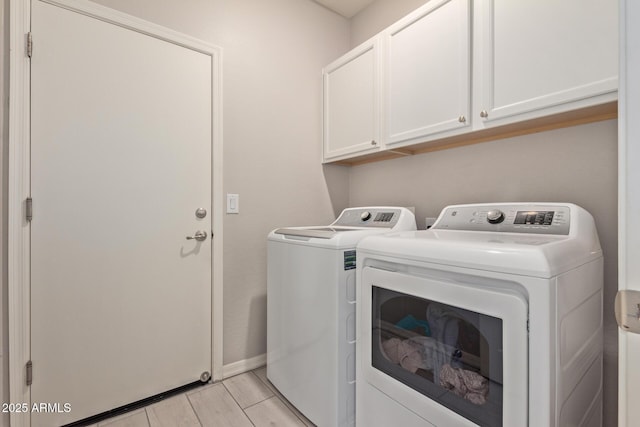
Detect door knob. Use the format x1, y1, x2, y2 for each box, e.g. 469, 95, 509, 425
186, 230, 208, 241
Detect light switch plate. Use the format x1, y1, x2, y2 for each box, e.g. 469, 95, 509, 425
227, 194, 239, 214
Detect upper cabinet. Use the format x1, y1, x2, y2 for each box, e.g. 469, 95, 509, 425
323, 39, 381, 161
384, 0, 471, 148
473, 0, 618, 128
322, 0, 618, 164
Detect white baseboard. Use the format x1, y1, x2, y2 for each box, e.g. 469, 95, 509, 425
221, 353, 267, 379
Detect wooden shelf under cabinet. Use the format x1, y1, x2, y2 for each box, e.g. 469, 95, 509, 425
329, 102, 617, 166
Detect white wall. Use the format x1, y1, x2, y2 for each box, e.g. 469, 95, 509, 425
348, 1, 619, 426
350, 0, 428, 45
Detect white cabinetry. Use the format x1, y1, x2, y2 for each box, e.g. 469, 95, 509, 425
323, 39, 380, 161
384, 0, 470, 148
322, 0, 618, 163
473, 0, 618, 128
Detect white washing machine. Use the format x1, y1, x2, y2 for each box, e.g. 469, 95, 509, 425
356, 203, 603, 427
267, 207, 416, 427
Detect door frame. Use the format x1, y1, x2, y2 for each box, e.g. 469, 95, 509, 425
8, 1, 224, 425
618, 1, 637, 425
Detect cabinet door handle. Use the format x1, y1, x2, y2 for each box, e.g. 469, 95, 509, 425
371, 140, 377, 146
480, 110, 489, 118
458, 115, 466, 123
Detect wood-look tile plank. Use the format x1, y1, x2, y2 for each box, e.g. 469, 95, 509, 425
222, 372, 273, 409
146, 395, 200, 427
252, 367, 271, 391
244, 396, 306, 427
188, 382, 252, 427
253, 367, 316, 426
98, 409, 149, 427
186, 381, 216, 395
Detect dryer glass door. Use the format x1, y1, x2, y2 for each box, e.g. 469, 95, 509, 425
361, 266, 528, 427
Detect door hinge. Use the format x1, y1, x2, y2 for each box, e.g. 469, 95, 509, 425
616, 290, 640, 334
26, 197, 33, 222
27, 32, 33, 58
26, 360, 33, 386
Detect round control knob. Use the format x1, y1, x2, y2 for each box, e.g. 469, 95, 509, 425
486, 209, 505, 224
360, 211, 372, 222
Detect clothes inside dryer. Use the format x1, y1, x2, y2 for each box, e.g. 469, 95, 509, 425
371, 286, 503, 426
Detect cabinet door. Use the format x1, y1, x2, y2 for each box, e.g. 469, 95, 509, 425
323, 40, 380, 161
474, 0, 618, 126
384, 0, 471, 147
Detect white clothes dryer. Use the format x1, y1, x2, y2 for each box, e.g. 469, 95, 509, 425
267, 207, 416, 427
356, 203, 603, 427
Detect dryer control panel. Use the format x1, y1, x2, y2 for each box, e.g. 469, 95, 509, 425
432, 204, 571, 235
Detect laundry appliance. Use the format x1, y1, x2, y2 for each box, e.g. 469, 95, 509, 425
267, 207, 417, 427
356, 203, 603, 427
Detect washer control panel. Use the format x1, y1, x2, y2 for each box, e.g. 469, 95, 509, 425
333, 208, 403, 228
432, 204, 571, 235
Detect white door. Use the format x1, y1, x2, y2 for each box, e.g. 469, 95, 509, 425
619, 1, 640, 425
30, 1, 213, 425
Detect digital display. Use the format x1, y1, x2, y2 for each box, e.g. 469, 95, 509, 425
514, 211, 554, 226
374, 212, 394, 222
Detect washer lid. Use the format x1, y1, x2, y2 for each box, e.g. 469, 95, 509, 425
269, 226, 396, 249
268, 206, 417, 248
274, 227, 363, 239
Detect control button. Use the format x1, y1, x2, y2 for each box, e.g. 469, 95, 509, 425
360, 211, 372, 222
486, 209, 505, 224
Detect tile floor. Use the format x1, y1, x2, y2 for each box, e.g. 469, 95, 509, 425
88, 367, 315, 427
